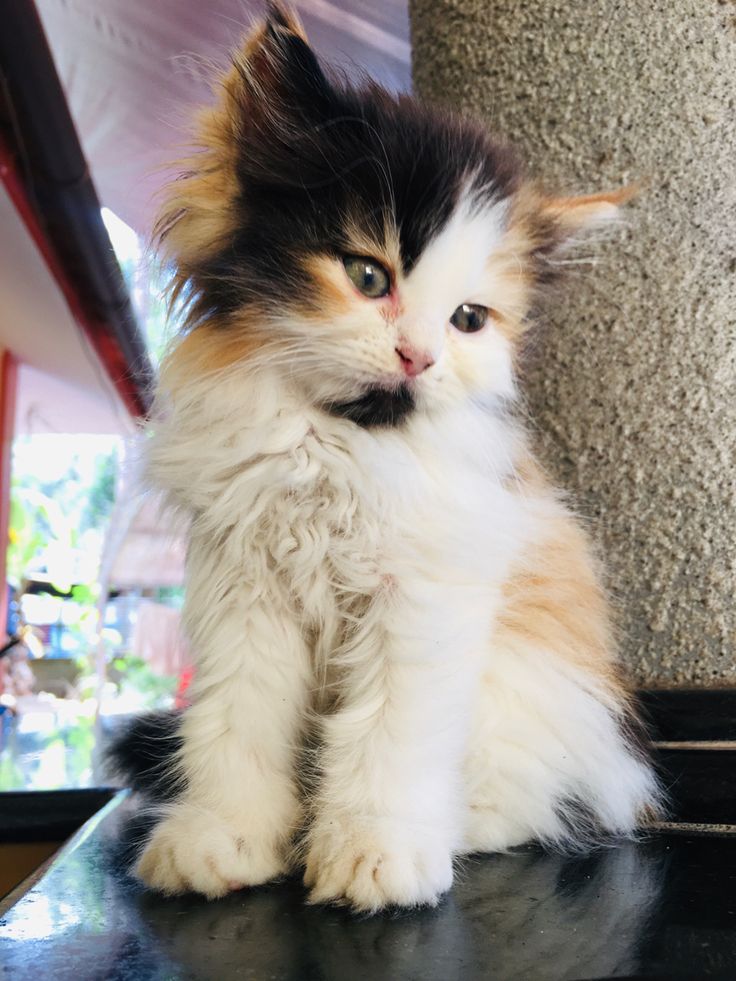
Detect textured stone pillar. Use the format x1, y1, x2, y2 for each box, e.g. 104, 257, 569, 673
410, 1, 736, 685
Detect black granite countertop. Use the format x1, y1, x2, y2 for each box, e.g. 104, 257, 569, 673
3, 689, 736, 980
0, 791, 735, 980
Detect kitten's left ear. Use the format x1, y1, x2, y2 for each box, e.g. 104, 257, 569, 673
538, 186, 637, 249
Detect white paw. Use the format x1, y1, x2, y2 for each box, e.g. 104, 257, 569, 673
135, 803, 288, 898
304, 816, 454, 913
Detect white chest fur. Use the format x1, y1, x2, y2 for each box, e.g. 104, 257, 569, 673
148, 370, 529, 629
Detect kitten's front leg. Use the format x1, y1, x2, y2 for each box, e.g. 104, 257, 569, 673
135, 539, 310, 898
305, 578, 488, 912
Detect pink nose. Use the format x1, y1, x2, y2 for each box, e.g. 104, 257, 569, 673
395, 344, 435, 377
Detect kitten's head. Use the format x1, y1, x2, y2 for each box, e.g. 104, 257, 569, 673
158, 3, 630, 427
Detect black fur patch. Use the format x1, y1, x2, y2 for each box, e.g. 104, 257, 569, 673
107, 808, 162, 870
325, 384, 415, 428
104, 710, 184, 802
181, 14, 520, 328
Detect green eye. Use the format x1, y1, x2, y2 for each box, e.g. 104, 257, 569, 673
450, 303, 489, 333
343, 255, 391, 298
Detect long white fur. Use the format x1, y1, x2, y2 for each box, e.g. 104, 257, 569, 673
136, 189, 657, 911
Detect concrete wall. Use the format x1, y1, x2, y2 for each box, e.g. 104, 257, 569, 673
410, 1, 736, 685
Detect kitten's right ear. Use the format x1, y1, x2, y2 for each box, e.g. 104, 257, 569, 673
234, 3, 331, 132
154, 4, 326, 278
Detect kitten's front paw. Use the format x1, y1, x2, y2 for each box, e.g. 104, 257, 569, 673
304, 816, 454, 913
135, 803, 288, 899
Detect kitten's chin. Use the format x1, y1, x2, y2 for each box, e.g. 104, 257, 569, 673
323, 384, 415, 428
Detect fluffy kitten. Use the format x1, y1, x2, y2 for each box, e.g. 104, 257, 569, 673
120, 4, 659, 912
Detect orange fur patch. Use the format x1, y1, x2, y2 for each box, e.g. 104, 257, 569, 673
155, 71, 243, 272
159, 322, 267, 395
542, 185, 638, 229
301, 256, 356, 320
497, 458, 630, 702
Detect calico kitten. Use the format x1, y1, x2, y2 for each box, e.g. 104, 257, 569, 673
115, 3, 659, 912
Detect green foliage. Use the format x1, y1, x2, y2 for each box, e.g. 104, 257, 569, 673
155, 585, 185, 608
71, 583, 100, 606
0, 747, 25, 790
111, 654, 177, 708
59, 715, 96, 786
82, 451, 117, 533
7, 444, 119, 591
6, 489, 44, 586
0, 712, 97, 791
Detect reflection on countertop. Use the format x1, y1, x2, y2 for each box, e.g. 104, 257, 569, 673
2, 793, 736, 981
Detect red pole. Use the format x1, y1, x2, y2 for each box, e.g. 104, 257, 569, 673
0, 351, 18, 640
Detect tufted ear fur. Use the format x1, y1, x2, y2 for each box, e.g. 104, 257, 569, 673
500, 183, 636, 301
537, 185, 636, 250
154, 4, 326, 302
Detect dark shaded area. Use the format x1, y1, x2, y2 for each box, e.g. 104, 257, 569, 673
108, 808, 162, 872
640, 688, 736, 742
655, 749, 736, 825
0, 788, 114, 843
325, 383, 415, 428
104, 710, 183, 803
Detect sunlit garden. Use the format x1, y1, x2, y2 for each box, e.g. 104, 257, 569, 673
0, 212, 187, 792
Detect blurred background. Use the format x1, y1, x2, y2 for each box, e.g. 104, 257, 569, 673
0, 0, 410, 794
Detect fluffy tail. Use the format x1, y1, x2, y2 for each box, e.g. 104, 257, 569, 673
105, 710, 184, 802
